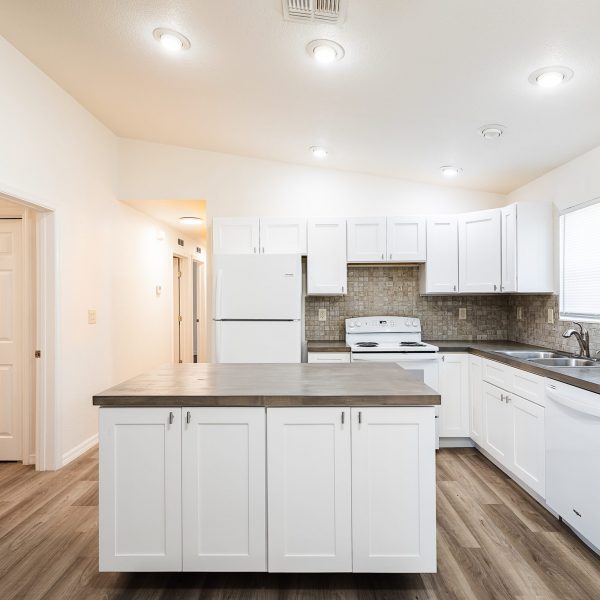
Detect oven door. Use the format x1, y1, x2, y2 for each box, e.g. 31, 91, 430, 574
351, 353, 441, 447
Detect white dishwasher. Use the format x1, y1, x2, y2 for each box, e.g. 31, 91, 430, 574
546, 380, 600, 550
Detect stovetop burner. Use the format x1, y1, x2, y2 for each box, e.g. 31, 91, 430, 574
355, 342, 379, 347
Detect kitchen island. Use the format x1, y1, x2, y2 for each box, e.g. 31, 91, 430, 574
94, 363, 440, 574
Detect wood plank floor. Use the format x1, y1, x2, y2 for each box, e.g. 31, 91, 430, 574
1, 447, 599, 599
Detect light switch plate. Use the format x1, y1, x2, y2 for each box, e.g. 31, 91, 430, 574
88, 309, 97, 325
459, 307, 467, 320
517, 307, 523, 320
547, 308, 554, 324
318, 308, 327, 322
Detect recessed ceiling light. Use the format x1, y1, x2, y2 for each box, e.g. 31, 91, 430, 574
306, 39, 345, 64
310, 146, 328, 158
153, 28, 191, 52
440, 166, 462, 178
179, 216, 203, 225
480, 125, 505, 139
528, 66, 574, 88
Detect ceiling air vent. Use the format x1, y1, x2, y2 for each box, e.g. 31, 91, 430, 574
282, 0, 347, 24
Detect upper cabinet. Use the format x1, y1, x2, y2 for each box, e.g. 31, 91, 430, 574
387, 217, 426, 262
307, 218, 347, 295
501, 204, 517, 292
346, 217, 386, 262
458, 209, 502, 293
213, 218, 306, 255
420, 216, 459, 294
346, 217, 426, 263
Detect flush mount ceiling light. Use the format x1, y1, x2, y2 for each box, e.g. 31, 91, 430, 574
528, 66, 574, 88
310, 146, 329, 158
480, 124, 505, 139
153, 28, 191, 52
179, 216, 203, 225
440, 166, 462, 178
306, 39, 345, 64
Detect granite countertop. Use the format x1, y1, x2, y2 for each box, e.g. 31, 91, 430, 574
93, 363, 440, 407
307, 340, 350, 353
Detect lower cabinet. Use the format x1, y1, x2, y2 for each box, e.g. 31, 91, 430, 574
439, 354, 470, 438
468, 356, 483, 444
482, 382, 513, 465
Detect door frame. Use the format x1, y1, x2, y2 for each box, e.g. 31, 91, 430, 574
0, 185, 58, 471
192, 258, 207, 362
173, 252, 193, 363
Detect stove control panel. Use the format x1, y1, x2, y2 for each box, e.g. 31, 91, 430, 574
345, 316, 421, 333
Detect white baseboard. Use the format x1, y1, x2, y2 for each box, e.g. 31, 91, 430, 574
439, 437, 475, 448
62, 433, 98, 467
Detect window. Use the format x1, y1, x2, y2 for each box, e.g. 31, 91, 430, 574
560, 199, 600, 322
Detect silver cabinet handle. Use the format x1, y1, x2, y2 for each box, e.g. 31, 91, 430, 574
341, 285, 344, 293
494, 284, 497, 291
341, 412, 345, 425
358, 411, 362, 425
500, 394, 505, 403
505, 396, 511, 404
253, 247, 257, 253
262, 247, 265, 254
453, 285, 457, 292
389, 253, 392, 259
186, 411, 191, 424
169, 411, 174, 424
381, 253, 384, 260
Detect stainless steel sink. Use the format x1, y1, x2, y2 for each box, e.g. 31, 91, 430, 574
496, 350, 566, 359
529, 357, 600, 367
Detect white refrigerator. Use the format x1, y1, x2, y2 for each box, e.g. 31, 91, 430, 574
213, 254, 302, 363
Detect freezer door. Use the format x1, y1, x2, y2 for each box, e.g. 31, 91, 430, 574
214, 254, 301, 320
215, 321, 301, 363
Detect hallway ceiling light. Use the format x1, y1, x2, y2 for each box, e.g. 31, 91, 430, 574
440, 166, 462, 177
153, 28, 191, 52
306, 40, 345, 64
528, 66, 574, 88
179, 216, 203, 225
310, 146, 328, 158
480, 125, 505, 139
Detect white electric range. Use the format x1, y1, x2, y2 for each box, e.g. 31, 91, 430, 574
346, 316, 441, 446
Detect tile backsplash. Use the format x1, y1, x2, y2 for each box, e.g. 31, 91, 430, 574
305, 266, 509, 341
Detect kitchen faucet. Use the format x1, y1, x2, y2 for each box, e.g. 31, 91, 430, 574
562, 322, 591, 358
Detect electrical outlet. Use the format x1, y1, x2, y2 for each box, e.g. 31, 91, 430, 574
459, 307, 467, 320
318, 308, 327, 322
88, 309, 97, 325
547, 308, 554, 324
516, 306, 523, 320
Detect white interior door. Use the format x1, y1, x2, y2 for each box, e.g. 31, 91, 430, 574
346, 217, 386, 262
351, 407, 436, 572
182, 408, 266, 571
267, 407, 352, 572
0, 218, 22, 461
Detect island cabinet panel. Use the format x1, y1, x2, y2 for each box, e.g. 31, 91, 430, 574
351, 407, 437, 573
99, 408, 182, 572
267, 407, 352, 572
182, 408, 266, 572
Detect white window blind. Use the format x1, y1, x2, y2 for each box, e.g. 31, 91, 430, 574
560, 200, 600, 321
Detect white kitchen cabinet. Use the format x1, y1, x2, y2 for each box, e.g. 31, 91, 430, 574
307, 352, 351, 363
307, 218, 347, 295
501, 204, 517, 292
351, 407, 436, 573
182, 408, 266, 572
420, 216, 459, 294
259, 218, 307, 254
267, 407, 352, 572
213, 217, 260, 254
99, 408, 182, 572
469, 355, 483, 445
346, 217, 386, 262
439, 354, 470, 438
481, 382, 512, 465
458, 209, 501, 293
387, 216, 426, 262
509, 394, 545, 497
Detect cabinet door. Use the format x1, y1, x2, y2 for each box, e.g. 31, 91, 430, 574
347, 217, 386, 262
212, 217, 260, 254
458, 209, 501, 293
469, 355, 483, 445
267, 407, 352, 572
439, 354, 469, 438
352, 407, 436, 573
501, 204, 517, 293
99, 408, 182, 572
482, 382, 512, 467
387, 216, 426, 262
423, 216, 458, 293
259, 218, 307, 254
307, 218, 347, 295
509, 395, 545, 497
182, 408, 266, 571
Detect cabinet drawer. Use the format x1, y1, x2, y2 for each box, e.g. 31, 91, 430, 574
308, 352, 351, 364
482, 358, 510, 389
482, 358, 545, 407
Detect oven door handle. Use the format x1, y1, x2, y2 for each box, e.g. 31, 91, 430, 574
351, 354, 440, 362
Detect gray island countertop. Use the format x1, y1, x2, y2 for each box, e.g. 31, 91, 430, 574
93, 362, 441, 407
